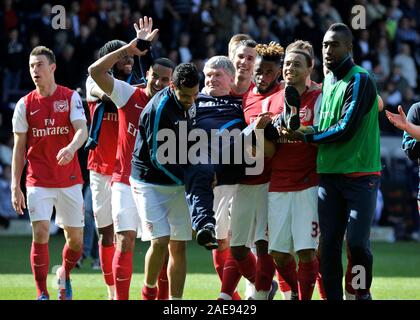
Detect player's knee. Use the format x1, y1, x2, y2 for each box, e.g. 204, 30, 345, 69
216, 238, 229, 251
98, 224, 115, 246
297, 249, 316, 263
151, 237, 170, 253
116, 230, 136, 252
32, 222, 50, 243
271, 251, 292, 268
255, 240, 269, 256
230, 246, 249, 261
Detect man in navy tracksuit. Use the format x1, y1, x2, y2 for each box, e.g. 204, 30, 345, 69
130, 62, 200, 299
185, 86, 247, 246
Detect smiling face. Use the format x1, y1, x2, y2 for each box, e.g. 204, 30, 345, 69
322, 30, 352, 70
146, 64, 173, 98
283, 52, 310, 87
232, 45, 256, 81
29, 54, 56, 87
253, 57, 281, 94
203, 67, 233, 97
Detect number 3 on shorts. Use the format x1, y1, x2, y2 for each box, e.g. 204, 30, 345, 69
311, 221, 319, 238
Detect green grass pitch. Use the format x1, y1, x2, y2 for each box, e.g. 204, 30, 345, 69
0, 236, 419, 300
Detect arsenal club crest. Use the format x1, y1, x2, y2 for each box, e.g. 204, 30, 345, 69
53, 100, 69, 112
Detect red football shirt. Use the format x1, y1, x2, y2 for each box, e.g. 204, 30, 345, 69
267, 87, 321, 192
12, 85, 86, 187
86, 76, 118, 176
241, 83, 281, 185
108, 79, 149, 185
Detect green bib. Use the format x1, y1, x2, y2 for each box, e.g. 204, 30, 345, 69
317, 65, 381, 174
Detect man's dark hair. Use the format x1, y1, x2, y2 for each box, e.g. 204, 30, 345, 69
30, 46, 56, 64
98, 40, 127, 58
327, 23, 353, 45
255, 42, 284, 66
153, 57, 176, 71
172, 63, 199, 88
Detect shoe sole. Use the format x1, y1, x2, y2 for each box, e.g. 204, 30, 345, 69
284, 86, 301, 131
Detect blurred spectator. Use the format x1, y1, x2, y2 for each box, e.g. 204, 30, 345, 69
353, 29, 375, 72
2, 28, 24, 103
0, 165, 14, 229
213, 0, 233, 54
366, 0, 387, 26
166, 0, 192, 49
387, 0, 404, 22
255, 15, 279, 45
372, 37, 392, 87
178, 32, 192, 63
2, 0, 19, 34
393, 43, 417, 89
395, 17, 419, 53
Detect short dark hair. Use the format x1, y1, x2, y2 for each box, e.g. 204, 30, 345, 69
30, 46, 56, 64
153, 57, 176, 71
327, 23, 353, 45
172, 63, 199, 88
98, 40, 127, 58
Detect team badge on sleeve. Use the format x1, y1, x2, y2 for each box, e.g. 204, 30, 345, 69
53, 100, 69, 113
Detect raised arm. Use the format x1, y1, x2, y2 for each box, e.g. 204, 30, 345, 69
88, 16, 158, 95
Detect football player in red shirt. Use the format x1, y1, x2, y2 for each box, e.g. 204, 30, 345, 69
11, 46, 88, 300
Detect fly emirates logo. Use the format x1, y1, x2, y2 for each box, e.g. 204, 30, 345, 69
127, 122, 139, 137
32, 118, 70, 138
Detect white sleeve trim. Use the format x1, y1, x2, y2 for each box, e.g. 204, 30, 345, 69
12, 98, 28, 133
109, 78, 136, 108
70, 91, 87, 122
85, 76, 99, 102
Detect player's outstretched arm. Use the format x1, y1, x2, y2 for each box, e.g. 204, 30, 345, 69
387, 105, 420, 140
11, 132, 27, 215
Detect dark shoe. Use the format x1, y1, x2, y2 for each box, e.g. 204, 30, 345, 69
283, 85, 301, 131
196, 223, 218, 250
356, 292, 372, 300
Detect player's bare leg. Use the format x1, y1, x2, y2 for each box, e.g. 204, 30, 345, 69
271, 252, 298, 299
167, 240, 187, 299
98, 224, 115, 299
142, 236, 169, 300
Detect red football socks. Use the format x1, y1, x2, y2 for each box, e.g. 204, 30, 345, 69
157, 262, 169, 300
275, 257, 298, 293
62, 243, 82, 280
221, 252, 242, 297
298, 259, 319, 300
112, 250, 133, 300
142, 284, 158, 300
236, 251, 256, 284
255, 253, 275, 292
30, 242, 49, 297
213, 248, 229, 281
99, 244, 115, 286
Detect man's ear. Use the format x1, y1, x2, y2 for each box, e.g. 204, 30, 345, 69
50, 63, 57, 73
